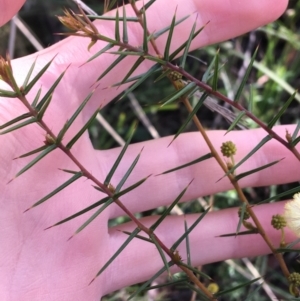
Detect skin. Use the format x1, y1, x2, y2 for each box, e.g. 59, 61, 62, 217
0, 0, 298, 300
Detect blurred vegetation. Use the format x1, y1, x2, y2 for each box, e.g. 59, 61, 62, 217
1, 0, 300, 300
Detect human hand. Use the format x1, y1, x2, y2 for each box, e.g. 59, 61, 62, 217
1, 1, 297, 300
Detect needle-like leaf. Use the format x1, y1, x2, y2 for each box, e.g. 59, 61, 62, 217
150, 180, 193, 231
122, 3, 128, 43
25, 172, 82, 211
164, 9, 177, 62
104, 122, 137, 186
161, 81, 196, 106
115, 8, 120, 42
157, 153, 212, 175
180, 19, 196, 69
234, 46, 258, 102
10, 144, 57, 181
215, 278, 261, 297
96, 51, 127, 81
169, 92, 209, 143
90, 227, 141, 284
235, 158, 284, 181
171, 208, 210, 250
128, 261, 174, 300
267, 91, 296, 128
36, 68, 68, 111
66, 108, 99, 149
0, 112, 31, 129
0, 117, 37, 135
22, 56, 37, 88
57, 90, 94, 142
24, 56, 56, 94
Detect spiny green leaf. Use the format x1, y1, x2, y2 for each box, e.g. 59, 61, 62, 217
86, 43, 114, 64
104, 122, 137, 186
140, 0, 156, 12
236, 203, 246, 235
220, 135, 272, 180
96, 51, 127, 81
257, 185, 300, 205
161, 81, 196, 106
178, 261, 212, 280
212, 49, 219, 91
24, 56, 56, 94
15, 145, 48, 159
292, 120, 300, 141
244, 283, 263, 301
234, 46, 258, 102
0, 117, 37, 135
91, 228, 141, 284
47, 176, 149, 230
70, 197, 114, 237
36, 68, 67, 111
115, 8, 120, 42
66, 108, 99, 149
142, 278, 187, 291
11, 144, 57, 180
248, 84, 254, 112
150, 234, 171, 278
267, 91, 297, 128
235, 158, 284, 181
143, 55, 167, 65
88, 15, 138, 22
218, 229, 259, 237
22, 56, 37, 88
119, 64, 160, 100
180, 19, 196, 69
158, 153, 212, 175
57, 90, 94, 142
0, 90, 18, 98
169, 92, 209, 143
225, 111, 247, 134
172, 207, 210, 250
215, 277, 261, 297
106, 0, 119, 11
0, 112, 31, 130
154, 69, 172, 83
122, 4, 128, 43
169, 25, 205, 61
114, 147, 143, 192
31, 88, 42, 107
150, 180, 193, 231
119, 56, 145, 85
45, 196, 111, 229
152, 14, 190, 41
121, 230, 153, 243
202, 55, 216, 83
292, 135, 300, 146
141, 7, 148, 53
185, 282, 211, 301
184, 219, 191, 266
37, 94, 52, 120
128, 261, 174, 300
164, 9, 177, 61
25, 172, 82, 211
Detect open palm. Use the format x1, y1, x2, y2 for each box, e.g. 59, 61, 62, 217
1, 0, 298, 300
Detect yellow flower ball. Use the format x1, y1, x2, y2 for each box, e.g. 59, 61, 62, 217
284, 193, 300, 237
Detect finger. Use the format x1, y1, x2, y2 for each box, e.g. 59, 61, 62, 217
98, 125, 300, 218
102, 201, 296, 295
8, 0, 288, 133
0, 0, 25, 26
